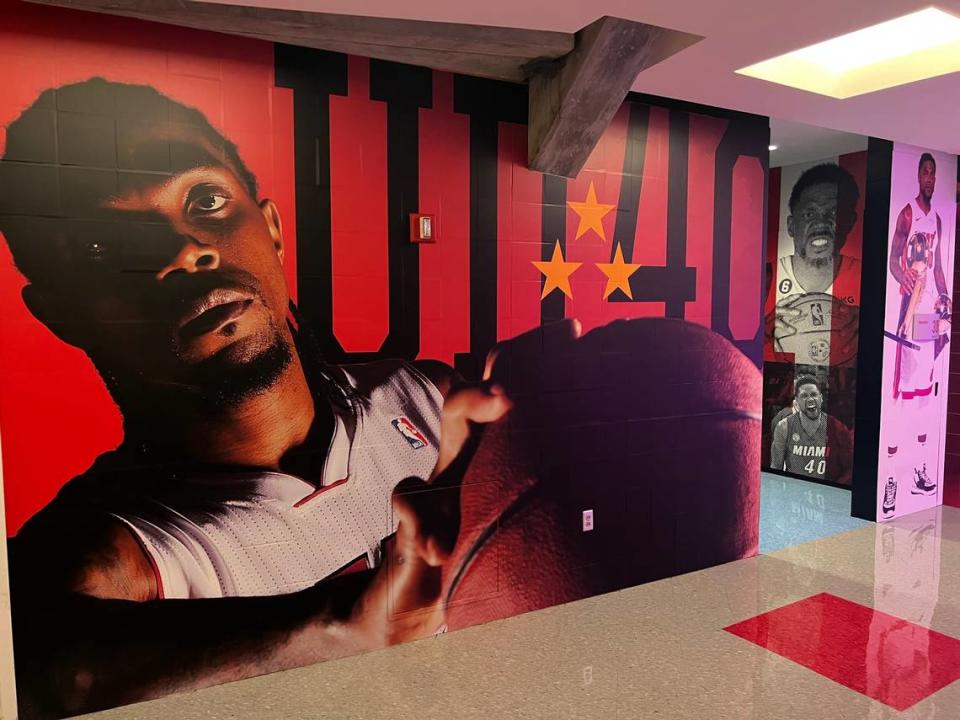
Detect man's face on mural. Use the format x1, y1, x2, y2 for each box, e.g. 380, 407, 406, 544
788, 182, 840, 266
919, 159, 936, 202
20, 124, 293, 406
796, 382, 823, 420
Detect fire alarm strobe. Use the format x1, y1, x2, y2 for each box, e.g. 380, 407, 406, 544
409, 213, 436, 243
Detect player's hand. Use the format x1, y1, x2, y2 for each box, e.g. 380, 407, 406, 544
431, 380, 512, 482
939, 318, 952, 336
348, 346, 526, 647
901, 268, 919, 294
769, 297, 800, 349
350, 319, 583, 647
348, 471, 468, 649
347, 494, 446, 648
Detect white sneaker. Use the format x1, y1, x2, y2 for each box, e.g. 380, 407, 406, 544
882, 477, 897, 516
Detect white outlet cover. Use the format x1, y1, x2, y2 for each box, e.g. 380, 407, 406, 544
582, 509, 594, 532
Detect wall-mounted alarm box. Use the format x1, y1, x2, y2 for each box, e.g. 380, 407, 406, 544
409, 213, 436, 243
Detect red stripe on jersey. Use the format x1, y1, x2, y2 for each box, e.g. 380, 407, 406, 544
893, 341, 903, 399
293, 477, 350, 508
333, 555, 372, 577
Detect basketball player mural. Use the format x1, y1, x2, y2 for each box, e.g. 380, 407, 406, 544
0, 76, 763, 718
770, 375, 853, 484
769, 163, 861, 366
0, 79, 511, 716
881, 153, 951, 517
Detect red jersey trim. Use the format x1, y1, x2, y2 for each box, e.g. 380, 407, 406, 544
293, 477, 349, 508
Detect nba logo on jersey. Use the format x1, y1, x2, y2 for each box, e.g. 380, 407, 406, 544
392, 417, 429, 449
810, 302, 824, 327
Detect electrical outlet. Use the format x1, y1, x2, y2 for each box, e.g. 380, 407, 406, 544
582, 509, 594, 532
583, 666, 593, 685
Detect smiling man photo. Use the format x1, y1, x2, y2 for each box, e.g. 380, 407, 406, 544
769, 163, 861, 357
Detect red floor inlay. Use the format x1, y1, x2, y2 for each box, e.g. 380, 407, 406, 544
724, 592, 960, 710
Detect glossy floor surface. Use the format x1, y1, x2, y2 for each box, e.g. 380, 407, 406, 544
760, 471, 872, 552
63, 494, 960, 719
0, 476, 960, 720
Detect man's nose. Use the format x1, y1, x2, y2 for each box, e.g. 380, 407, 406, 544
156, 236, 221, 280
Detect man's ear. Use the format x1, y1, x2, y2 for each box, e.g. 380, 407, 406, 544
786, 214, 796, 240
22, 284, 84, 348
259, 199, 284, 263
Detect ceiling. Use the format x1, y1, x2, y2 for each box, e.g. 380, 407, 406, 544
769, 119, 867, 168
197, 0, 960, 155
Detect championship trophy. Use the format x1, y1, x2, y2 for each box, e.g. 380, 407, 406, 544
898, 231, 933, 341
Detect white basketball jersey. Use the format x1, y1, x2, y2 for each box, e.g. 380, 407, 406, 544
906, 199, 941, 312
775, 255, 861, 305
110, 361, 442, 599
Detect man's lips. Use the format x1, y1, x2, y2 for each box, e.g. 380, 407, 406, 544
178, 288, 255, 339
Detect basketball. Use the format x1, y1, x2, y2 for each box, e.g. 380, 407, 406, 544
775, 292, 859, 366
441, 318, 761, 630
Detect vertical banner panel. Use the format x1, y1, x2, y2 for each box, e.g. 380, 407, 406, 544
686, 114, 727, 328
418, 72, 470, 365
565, 104, 628, 334
945, 164, 960, 509
763, 166, 781, 326
497, 122, 542, 341
763, 150, 866, 486
329, 56, 389, 352
617, 105, 669, 320
729, 156, 764, 341
271, 86, 298, 301
875, 146, 957, 521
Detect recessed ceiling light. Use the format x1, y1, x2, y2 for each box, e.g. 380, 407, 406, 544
768, 145, 779, 151
736, 8, 960, 99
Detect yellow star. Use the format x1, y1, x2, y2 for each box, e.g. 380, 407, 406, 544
596, 244, 641, 300
532, 241, 582, 300
566, 180, 616, 242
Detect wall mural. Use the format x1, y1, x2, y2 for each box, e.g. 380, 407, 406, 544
877, 145, 957, 520
0, 3, 768, 716
762, 152, 867, 486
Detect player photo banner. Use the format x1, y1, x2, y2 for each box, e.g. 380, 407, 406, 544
876, 145, 958, 521
0, 2, 767, 717
761, 153, 866, 486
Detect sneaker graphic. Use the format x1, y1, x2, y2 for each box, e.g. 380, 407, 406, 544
911, 464, 937, 496
882, 477, 897, 516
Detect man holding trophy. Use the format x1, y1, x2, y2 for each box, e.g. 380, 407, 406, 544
882, 153, 951, 516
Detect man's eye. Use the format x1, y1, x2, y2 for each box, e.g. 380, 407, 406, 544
189, 194, 228, 214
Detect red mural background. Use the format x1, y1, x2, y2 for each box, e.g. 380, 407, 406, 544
0, 3, 299, 535
0, 0, 767, 536
0, 3, 773, 715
